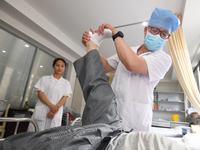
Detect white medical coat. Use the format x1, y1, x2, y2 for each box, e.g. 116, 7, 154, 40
28, 75, 72, 131
107, 45, 172, 132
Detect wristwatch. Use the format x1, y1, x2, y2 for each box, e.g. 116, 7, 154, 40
112, 31, 124, 41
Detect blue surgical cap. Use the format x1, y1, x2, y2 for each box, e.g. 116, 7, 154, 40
148, 7, 181, 34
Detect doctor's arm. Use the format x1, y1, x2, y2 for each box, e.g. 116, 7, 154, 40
114, 37, 148, 75
38, 91, 59, 113
99, 53, 115, 73
97, 23, 148, 75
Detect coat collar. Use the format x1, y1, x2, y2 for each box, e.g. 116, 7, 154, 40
50, 75, 63, 84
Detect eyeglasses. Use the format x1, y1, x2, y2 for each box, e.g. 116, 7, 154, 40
148, 26, 170, 39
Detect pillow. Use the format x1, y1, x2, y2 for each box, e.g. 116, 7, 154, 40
182, 134, 200, 149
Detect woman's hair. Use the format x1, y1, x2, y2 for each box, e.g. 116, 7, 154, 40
52, 58, 67, 67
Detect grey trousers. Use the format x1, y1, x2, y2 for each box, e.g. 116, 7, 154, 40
74, 50, 121, 128
0, 50, 121, 150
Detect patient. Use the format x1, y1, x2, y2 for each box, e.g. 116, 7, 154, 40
0, 30, 192, 150
0, 38, 122, 150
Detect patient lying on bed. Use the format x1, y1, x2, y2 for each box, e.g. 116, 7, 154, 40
0, 40, 194, 150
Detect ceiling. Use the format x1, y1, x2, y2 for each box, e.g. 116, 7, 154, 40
1, 0, 200, 82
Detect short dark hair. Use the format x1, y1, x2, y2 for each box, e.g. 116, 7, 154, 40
52, 58, 67, 67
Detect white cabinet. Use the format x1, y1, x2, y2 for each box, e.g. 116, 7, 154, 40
152, 92, 189, 128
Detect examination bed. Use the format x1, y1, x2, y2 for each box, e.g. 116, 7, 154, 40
0, 117, 200, 150
150, 126, 183, 137
150, 126, 200, 149
0, 116, 81, 139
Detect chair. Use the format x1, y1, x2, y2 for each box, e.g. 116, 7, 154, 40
0, 104, 10, 138
62, 107, 82, 127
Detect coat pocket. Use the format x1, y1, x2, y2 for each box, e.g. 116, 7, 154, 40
51, 107, 63, 128
130, 101, 152, 132
32, 106, 47, 131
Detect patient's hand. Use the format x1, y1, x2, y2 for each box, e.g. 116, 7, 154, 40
47, 110, 55, 118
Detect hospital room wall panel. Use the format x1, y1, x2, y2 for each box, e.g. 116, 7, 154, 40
80, 97, 86, 114
154, 81, 182, 92
71, 77, 84, 114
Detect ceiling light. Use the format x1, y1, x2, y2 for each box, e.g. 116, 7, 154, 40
142, 22, 148, 26
40, 65, 43, 68
25, 44, 29, 47
2, 50, 6, 53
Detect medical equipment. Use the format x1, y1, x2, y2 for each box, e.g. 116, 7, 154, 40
172, 114, 179, 122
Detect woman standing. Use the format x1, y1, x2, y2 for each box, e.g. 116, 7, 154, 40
28, 58, 72, 131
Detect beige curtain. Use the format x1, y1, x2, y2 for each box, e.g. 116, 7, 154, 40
167, 15, 200, 114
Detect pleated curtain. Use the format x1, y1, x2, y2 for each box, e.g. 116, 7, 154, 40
167, 15, 200, 114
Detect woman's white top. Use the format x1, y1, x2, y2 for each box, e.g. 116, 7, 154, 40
28, 75, 72, 131
107, 45, 172, 132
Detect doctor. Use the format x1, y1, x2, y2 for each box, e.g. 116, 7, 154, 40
82, 8, 180, 132
28, 58, 72, 131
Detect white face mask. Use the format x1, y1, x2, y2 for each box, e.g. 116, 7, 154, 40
144, 31, 167, 51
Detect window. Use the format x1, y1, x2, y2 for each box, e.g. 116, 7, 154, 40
26, 50, 67, 108
0, 27, 68, 109
0, 28, 36, 108
26, 50, 55, 108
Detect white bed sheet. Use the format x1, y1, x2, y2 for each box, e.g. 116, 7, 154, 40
150, 127, 200, 150
168, 135, 200, 150
150, 126, 182, 137
167, 137, 184, 145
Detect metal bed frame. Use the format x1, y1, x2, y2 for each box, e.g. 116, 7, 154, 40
0, 117, 39, 140
0, 116, 81, 141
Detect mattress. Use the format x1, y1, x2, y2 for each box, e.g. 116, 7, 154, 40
149, 126, 183, 137
168, 134, 200, 150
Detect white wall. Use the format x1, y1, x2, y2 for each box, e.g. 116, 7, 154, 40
71, 78, 85, 114
65, 65, 77, 108
154, 81, 183, 92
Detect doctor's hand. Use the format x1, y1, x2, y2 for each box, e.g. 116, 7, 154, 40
96, 23, 118, 36
82, 28, 95, 47
50, 104, 59, 113
47, 110, 55, 118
